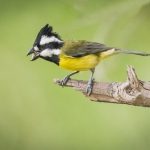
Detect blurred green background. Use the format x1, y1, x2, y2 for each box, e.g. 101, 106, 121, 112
1, 0, 150, 149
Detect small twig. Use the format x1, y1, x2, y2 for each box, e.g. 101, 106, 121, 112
54, 66, 150, 107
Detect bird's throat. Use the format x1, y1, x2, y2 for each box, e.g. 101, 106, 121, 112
49, 55, 60, 65
40, 55, 60, 65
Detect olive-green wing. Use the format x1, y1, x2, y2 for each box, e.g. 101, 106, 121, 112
62, 40, 113, 57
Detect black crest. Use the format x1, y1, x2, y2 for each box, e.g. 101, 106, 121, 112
33, 24, 62, 46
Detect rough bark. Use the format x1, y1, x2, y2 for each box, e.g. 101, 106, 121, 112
54, 66, 150, 107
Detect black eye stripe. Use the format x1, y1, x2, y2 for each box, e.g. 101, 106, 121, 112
41, 42, 64, 49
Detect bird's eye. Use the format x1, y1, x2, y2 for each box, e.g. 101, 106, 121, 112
37, 44, 41, 48
39, 44, 47, 50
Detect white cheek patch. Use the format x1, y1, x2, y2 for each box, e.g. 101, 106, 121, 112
40, 35, 62, 45
52, 49, 61, 55
40, 49, 52, 57
40, 49, 61, 57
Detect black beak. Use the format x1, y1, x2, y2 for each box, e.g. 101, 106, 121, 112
31, 53, 40, 61
27, 48, 34, 56
27, 48, 40, 61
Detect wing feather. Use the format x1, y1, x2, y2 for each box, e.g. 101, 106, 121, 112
62, 40, 113, 57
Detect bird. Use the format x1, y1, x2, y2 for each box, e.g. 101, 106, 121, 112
27, 24, 150, 95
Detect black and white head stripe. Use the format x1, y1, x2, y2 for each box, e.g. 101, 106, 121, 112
33, 24, 63, 47
28, 24, 63, 62
40, 35, 62, 45
40, 49, 61, 57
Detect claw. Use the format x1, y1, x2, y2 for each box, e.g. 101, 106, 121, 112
58, 71, 79, 87
86, 85, 92, 95
60, 76, 70, 86
86, 78, 95, 95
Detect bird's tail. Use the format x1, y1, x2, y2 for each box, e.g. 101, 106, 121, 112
115, 48, 150, 56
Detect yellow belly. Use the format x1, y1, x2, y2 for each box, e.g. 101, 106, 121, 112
59, 54, 100, 71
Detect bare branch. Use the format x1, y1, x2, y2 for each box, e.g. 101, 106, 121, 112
54, 66, 150, 107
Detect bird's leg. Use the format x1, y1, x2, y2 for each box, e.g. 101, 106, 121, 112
60, 71, 79, 86
86, 68, 95, 95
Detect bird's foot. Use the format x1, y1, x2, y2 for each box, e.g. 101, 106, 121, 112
58, 71, 79, 87
86, 78, 95, 96
59, 76, 70, 86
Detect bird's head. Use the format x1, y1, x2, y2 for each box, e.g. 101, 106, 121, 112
27, 24, 64, 61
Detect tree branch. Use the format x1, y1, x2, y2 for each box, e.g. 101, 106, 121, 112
54, 66, 150, 107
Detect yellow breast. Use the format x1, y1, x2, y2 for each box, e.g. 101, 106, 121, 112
59, 54, 100, 71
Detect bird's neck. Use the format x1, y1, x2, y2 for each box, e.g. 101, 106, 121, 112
40, 55, 60, 65
49, 55, 60, 65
